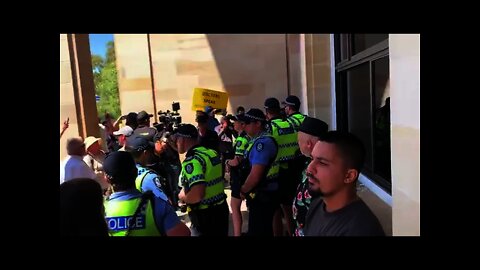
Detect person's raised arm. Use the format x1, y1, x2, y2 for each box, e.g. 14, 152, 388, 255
112, 115, 125, 130
60, 117, 69, 139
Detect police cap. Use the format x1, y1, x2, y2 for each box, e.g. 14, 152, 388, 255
298, 116, 328, 138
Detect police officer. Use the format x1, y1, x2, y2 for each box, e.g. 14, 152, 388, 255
175, 124, 229, 236
151, 131, 182, 208
238, 108, 280, 236
282, 95, 306, 131
264, 97, 299, 236
125, 135, 169, 202
133, 110, 158, 141
103, 151, 191, 236
225, 114, 251, 236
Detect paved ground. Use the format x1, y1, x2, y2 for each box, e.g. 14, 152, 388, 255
176, 183, 249, 236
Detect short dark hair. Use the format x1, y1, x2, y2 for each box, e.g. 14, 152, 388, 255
320, 131, 366, 173
265, 107, 281, 116
291, 104, 300, 111
195, 111, 209, 124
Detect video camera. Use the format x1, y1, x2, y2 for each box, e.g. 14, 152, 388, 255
156, 102, 182, 132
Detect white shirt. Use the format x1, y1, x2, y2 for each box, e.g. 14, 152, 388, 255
215, 125, 233, 143
60, 155, 97, 184
83, 153, 110, 190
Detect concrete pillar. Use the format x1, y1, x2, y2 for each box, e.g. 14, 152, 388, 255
67, 34, 99, 139
390, 34, 420, 236
303, 34, 333, 126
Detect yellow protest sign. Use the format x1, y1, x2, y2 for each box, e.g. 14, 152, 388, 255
191, 88, 229, 111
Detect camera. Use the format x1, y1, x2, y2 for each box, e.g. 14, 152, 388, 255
157, 102, 182, 132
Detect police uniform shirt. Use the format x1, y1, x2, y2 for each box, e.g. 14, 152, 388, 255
248, 134, 277, 166
136, 164, 169, 201
107, 189, 181, 233
180, 146, 207, 191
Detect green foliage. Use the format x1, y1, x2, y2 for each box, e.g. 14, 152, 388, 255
106, 41, 116, 64
91, 54, 104, 74
91, 41, 120, 120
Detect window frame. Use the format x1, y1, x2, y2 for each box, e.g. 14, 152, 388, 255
334, 34, 391, 193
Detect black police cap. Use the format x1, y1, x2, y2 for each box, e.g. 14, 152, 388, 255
264, 97, 281, 109
103, 151, 138, 182
282, 95, 301, 108
239, 108, 266, 124
125, 135, 154, 152
175, 124, 198, 139
298, 116, 329, 138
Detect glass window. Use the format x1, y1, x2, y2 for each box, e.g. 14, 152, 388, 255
347, 63, 373, 170
334, 34, 391, 193
352, 34, 388, 55
373, 57, 391, 184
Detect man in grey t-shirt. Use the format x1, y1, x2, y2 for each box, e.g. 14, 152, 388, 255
303, 131, 384, 236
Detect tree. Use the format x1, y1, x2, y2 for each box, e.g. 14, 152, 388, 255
91, 54, 104, 74
91, 54, 103, 89
91, 41, 120, 120
106, 41, 116, 64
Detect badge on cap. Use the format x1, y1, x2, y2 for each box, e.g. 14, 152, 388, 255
256, 142, 264, 152
185, 164, 194, 174
236, 140, 242, 148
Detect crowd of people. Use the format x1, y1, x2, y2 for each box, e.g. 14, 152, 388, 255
60, 95, 385, 237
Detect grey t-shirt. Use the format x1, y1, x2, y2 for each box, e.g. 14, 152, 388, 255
304, 197, 385, 236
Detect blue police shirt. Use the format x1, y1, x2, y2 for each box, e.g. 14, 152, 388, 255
108, 189, 181, 233
249, 134, 277, 166
136, 164, 169, 202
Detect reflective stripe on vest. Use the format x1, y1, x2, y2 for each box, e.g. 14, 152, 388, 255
270, 119, 300, 162
287, 113, 306, 131
182, 146, 226, 211
104, 197, 161, 236
233, 135, 249, 156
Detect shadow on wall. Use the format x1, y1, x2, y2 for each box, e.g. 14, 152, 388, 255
205, 34, 289, 114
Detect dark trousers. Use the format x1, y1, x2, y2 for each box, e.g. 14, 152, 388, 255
188, 200, 229, 236
165, 163, 181, 206
247, 193, 279, 236
278, 156, 308, 205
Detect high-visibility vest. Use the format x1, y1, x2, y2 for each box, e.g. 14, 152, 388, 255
233, 132, 250, 156
180, 146, 226, 211
287, 112, 306, 131
269, 118, 300, 162
104, 196, 161, 236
